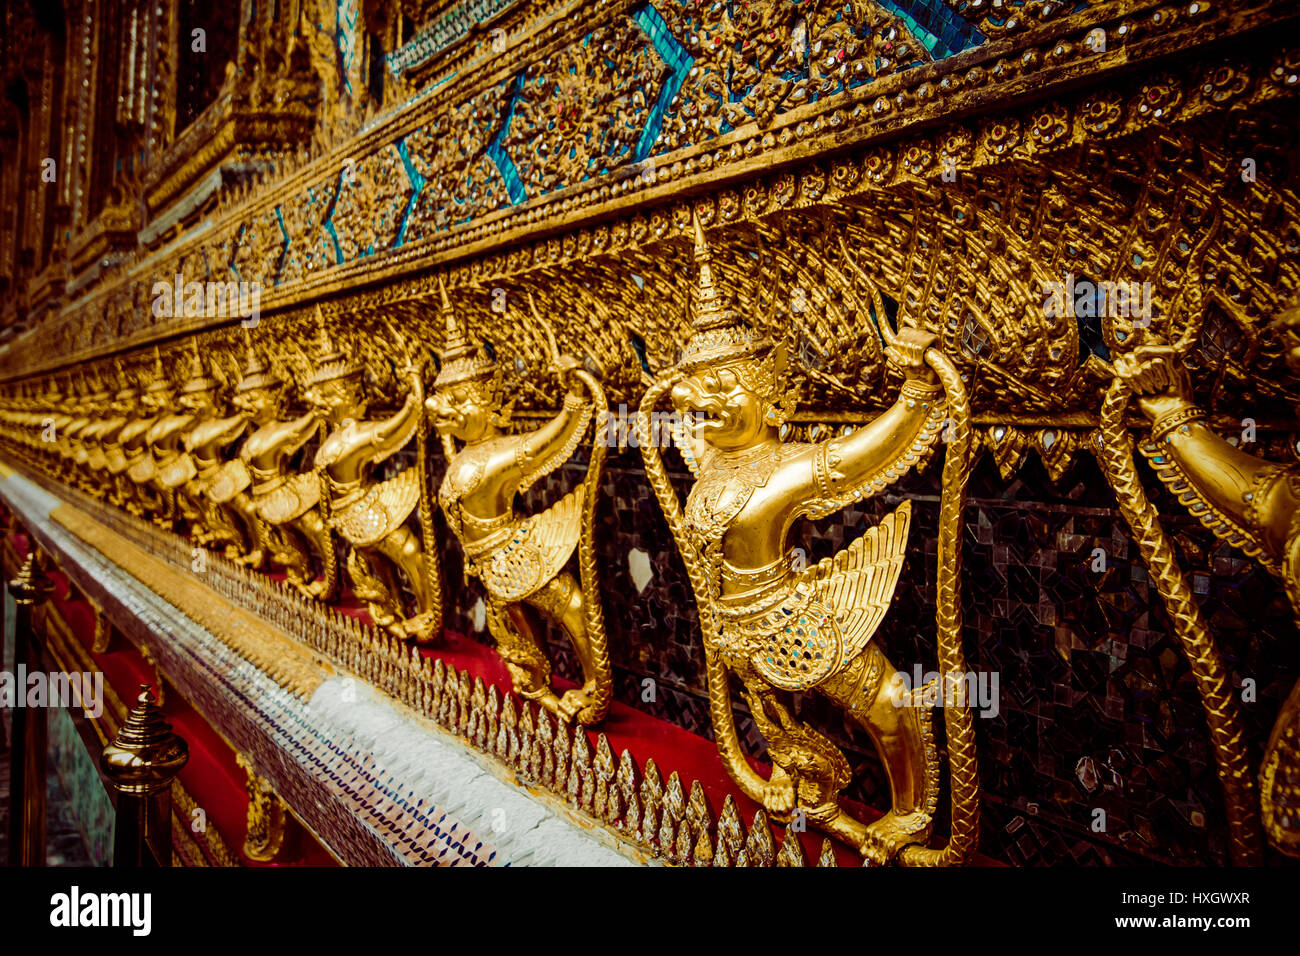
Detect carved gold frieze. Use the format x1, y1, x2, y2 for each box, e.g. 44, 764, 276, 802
5, 0, 1295, 379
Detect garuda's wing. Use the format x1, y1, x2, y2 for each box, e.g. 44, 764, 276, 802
750, 501, 911, 691
809, 499, 912, 663
333, 467, 420, 547
256, 471, 321, 525
205, 458, 252, 504
480, 488, 583, 601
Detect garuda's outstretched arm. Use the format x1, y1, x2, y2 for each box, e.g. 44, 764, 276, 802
365, 375, 424, 463
1118, 347, 1299, 567
281, 410, 320, 454
802, 330, 947, 517
516, 358, 594, 493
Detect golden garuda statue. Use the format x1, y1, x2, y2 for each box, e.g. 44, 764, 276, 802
306, 317, 442, 643
185, 349, 266, 567
83, 363, 136, 496
115, 350, 172, 519
428, 279, 613, 725
60, 373, 108, 494
231, 331, 339, 601
130, 350, 207, 531
1114, 296, 1300, 860
637, 212, 979, 864
40, 379, 74, 478
70, 370, 115, 491
164, 348, 236, 548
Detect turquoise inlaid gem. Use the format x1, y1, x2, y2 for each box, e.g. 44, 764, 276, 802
394, 138, 427, 248
272, 206, 291, 286
631, 3, 693, 163
322, 171, 346, 265
875, 0, 984, 60
229, 224, 246, 283
486, 73, 528, 205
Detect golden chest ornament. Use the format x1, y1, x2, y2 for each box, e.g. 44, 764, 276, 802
683, 442, 797, 546
315, 418, 359, 468
682, 440, 911, 693
437, 437, 498, 524
440, 436, 584, 603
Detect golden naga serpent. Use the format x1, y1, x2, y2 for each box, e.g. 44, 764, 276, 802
636, 343, 980, 865
522, 295, 614, 719
315, 421, 339, 599
569, 366, 614, 721
416, 390, 445, 637
1095, 254, 1264, 865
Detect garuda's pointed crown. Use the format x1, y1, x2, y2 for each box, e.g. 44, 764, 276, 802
676, 209, 772, 373
112, 359, 139, 401
305, 306, 363, 385
179, 343, 220, 394
433, 277, 497, 389
236, 328, 283, 393
85, 367, 113, 403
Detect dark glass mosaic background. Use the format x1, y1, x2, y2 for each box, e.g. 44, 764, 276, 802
402, 433, 1300, 866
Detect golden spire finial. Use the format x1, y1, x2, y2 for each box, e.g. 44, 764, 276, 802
676, 206, 770, 371
180, 340, 219, 394
689, 208, 729, 332
439, 275, 467, 348
433, 276, 496, 389
692, 206, 711, 263
143, 345, 172, 395
236, 325, 281, 392
305, 302, 362, 384
313, 303, 333, 354
439, 275, 454, 321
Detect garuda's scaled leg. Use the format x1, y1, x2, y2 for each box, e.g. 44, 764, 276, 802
265, 521, 313, 588
489, 599, 561, 715
374, 525, 438, 642
292, 509, 339, 601
818, 645, 938, 862
228, 493, 268, 569
347, 547, 402, 628
525, 571, 602, 722
732, 660, 851, 820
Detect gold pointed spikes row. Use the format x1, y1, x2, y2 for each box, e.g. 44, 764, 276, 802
676, 208, 771, 373
236, 326, 283, 393
48, 477, 813, 868
305, 303, 362, 385
433, 275, 496, 389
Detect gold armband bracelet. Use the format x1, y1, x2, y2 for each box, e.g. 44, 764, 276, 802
900, 377, 943, 399
1151, 405, 1206, 442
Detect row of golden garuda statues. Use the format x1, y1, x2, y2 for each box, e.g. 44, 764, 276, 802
0, 214, 1296, 864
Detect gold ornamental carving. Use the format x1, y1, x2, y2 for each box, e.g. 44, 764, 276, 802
430, 280, 613, 724
1111, 288, 1300, 861
637, 214, 978, 864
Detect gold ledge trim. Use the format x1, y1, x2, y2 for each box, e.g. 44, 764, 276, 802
48, 502, 328, 700
27, 470, 847, 865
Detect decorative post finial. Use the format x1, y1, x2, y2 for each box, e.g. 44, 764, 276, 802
9, 551, 53, 606
102, 684, 189, 867
101, 684, 189, 796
